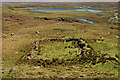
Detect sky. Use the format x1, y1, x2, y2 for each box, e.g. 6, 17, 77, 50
1, 0, 120, 2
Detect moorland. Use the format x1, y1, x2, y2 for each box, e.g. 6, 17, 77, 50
1, 2, 120, 79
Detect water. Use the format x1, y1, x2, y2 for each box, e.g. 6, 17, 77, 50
29, 9, 102, 12
112, 19, 115, 24
75, 18, 94, 24
29, 8, 100, 24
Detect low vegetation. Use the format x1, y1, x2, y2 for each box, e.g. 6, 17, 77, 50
2, 2, 119, 79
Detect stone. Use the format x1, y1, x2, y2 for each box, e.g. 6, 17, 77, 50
34, 66, 40, 69
116, 36, 120, 39
108, 32, 112, 34
9, 67, 16, 73
56, 23, 59, 25
30, 55, 35, 59
34, 41, 39, 50
10, 33, 14, 36
36, 31, 39, 34
31, 49, 35, 57
0, 71, 4, 73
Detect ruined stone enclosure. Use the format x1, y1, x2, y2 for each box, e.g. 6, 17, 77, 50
16, 38, 119, 67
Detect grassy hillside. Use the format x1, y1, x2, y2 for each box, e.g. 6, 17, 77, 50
2, 2, 119, 79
